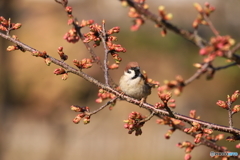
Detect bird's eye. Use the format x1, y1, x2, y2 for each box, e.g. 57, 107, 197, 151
127, 69, 132, 74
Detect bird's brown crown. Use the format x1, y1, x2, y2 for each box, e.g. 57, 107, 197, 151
125, 62, 140, 71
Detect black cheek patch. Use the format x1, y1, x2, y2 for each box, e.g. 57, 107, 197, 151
131, 69, 141, 79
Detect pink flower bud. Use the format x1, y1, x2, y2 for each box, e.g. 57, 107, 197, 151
184, 153, 191, 160
232, 105, 240, 114
62, 73, 68, 80
216, 100, 228, 109
108, 63, 119, 69
6, 45, 17, 51
53, 68, 66, 75
231, 90, 239, 102
83, 117, 90, 124
236, 143, 240, 149
65, 6, 72, 14
12, 23, 21, 30
95, 98, 102, 103
45, 58, 51, 66
193, 3, 203, 13
70, 105, 81, 112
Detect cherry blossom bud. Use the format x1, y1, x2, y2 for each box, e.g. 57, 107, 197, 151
62, 73, 68, 80
12, 23, 21, 30
83, 117, 90, 124
95, 98, 103, 103
193, 3, 203, 13
216, 100, 228, 109
108, 63, 119, 69
215, 134, 224, 141
231, 90, 239, 102
45, 58, 51, 66
54, 68, 66, 75
232, 105, 240, 114
203, 128, 213, 134
6, 45, 17, 51
184, 153, 191, 160
236, 143, 240, 149
70, 105, 81, 112
65, 6, 72, 14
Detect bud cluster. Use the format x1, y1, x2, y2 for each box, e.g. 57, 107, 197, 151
193, 62, 216, 80
157, 6, 173, 37
70, 105, 91, 124
156, 116, 183, 139
199, 36, 235, 62
73, 58, 94, 70
0, 16, 22, 32
216, 90, 240, 115
61, 3, 94, 43
83, 21, 126, 65
176, 141, 195, 160
79, 19, 94, 27
83, 23, 126, 54
120, 0, 147, 31
53, 68, 68, 80
142, 70, 160, 88
83, 23, 102, 47
192, 2, 215, 29
63, 28, 79, 43
123, 111, 146, 136
95, 89, 116, 105
158, 75, 184, 96
155, 92, 176, 109
57, 46, 68, 61
183, 110, 219, 145
158, 6, 173, 21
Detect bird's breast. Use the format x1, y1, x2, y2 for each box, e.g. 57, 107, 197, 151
119, 76, 151, 99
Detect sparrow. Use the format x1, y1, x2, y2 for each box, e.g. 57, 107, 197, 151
119, 62, 151, 102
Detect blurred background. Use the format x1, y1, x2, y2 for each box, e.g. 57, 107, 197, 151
0, 0, 240, 160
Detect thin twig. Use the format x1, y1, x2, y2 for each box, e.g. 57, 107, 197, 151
193, 30, 207, 48
54, 0, 67, 7
184, 62, 210, 86
100, 20, 110, 86
226, 42, 240, 64
139, 111, 155, 123
125, 0, 207, 48
214, 62, 237, 71
88, 97, 117, 116
227, 100, 234, 128
231, 42, 240, 54
202, 14, 219, 37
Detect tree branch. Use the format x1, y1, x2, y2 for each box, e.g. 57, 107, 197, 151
99, 20, 110, 86
124, 0, 240, 64
0, 31, 239, 153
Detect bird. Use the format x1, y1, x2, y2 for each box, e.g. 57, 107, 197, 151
119, 62, 151, 104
